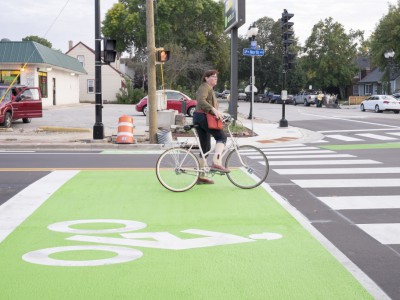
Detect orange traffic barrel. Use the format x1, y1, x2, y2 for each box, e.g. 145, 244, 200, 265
116, 115, 134, 144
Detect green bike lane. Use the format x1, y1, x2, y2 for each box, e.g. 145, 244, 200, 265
0, 169, 380, 299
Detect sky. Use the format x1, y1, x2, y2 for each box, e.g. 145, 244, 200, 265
1, 0, 397, 54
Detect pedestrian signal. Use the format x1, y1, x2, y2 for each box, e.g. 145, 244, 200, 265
156, 50, 170, 63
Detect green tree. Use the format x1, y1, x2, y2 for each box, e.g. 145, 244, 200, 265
303, 17, 363, 98
22, 35, 52, 48
369, 1, 400, 72
102, 0, 229, 88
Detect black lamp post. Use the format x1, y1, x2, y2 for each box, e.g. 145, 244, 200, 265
384, 49, 395, 95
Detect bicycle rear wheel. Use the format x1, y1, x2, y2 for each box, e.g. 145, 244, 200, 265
156, 147, 200, 192
225, 145, 269, 189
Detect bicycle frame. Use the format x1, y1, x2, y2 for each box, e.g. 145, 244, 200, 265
189, 120, 246, 171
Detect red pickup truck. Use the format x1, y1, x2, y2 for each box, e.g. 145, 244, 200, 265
0, 85, 43, 128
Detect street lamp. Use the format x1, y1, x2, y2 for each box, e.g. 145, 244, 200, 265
384, 49, 395, 95
246, 23, 258, 122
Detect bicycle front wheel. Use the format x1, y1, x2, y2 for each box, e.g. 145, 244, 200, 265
225, 145, 269, 189
156, 148, 200, 192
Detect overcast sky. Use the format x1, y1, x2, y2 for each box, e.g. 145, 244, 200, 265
1, 0, 396, 54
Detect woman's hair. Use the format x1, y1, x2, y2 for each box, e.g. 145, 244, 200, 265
201, 69, 218, 82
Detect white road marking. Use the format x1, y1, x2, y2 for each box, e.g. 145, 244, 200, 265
318, 195, 400, 210
325, 135, 364, 142
249, 154, 355, 159
292, 178, 400, 188
356, 133, 398, 141
357, 223, 400, 244
273, 167, 400, 175
386, 132, 400, 137
0, 170, 79, 243
265, 159, 381, 166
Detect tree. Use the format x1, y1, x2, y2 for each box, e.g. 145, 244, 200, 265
102, 0, 229, 88
303, 17, 363, 98
22, 35, 52, 48
369, 1, 400, 71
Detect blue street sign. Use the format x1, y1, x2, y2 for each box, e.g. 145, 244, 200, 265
250, 41, 257, 49
243, 48, 265, 56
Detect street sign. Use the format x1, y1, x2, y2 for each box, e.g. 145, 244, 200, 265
250, 41, 257, 49
243, 48, 264, 56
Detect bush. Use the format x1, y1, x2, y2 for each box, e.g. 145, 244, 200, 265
116, 77, 146, 104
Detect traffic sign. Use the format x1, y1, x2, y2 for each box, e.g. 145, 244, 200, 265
243, 48, 264, 56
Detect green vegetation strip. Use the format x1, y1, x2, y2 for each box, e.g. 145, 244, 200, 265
0, 171, 372, 299
321, 142, 400, 150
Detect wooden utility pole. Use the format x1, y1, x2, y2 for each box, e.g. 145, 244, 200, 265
146, 0, 157, 143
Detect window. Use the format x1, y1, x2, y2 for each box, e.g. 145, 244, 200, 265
0, 70, 21, 84
77, 55, 85, 66
352, 85, 359, 96
38, 71, 48, 98
87, 79, 95, 93
364, 84, 372, 95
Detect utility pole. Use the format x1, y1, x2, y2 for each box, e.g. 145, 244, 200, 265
146, 0, 157, 143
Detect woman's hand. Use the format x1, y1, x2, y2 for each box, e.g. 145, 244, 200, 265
212, 108, 224, 120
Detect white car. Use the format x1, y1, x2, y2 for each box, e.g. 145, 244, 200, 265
360, 95, 400, 114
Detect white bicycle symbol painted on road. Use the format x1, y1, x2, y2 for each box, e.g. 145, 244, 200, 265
23, 219, 283, 267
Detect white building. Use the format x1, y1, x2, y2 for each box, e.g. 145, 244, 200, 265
66, 41, 125, 103
0, 40, 86, 107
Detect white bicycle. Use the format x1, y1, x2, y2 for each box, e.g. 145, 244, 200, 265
156, 115, 269, 192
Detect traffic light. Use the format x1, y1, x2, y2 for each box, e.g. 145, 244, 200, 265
156, 50, 170, 63
283, 52, 296, 70
281, 9, 294, 48
281, 9, 294, 71
103, 38, 117, 63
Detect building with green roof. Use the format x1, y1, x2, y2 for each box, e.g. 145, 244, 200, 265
0, 40, 87, 106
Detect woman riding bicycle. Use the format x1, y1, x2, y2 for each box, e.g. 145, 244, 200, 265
193, 69, 230, 185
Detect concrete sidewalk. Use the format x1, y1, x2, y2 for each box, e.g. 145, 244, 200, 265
0, 103, 323, 150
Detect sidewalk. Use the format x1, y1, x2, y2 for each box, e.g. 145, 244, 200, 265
0, 103, 323, 150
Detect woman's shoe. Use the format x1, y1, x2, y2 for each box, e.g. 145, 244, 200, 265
197, 177, 215, 185
211, 163, 230, 173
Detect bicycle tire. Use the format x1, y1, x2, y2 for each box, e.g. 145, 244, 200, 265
225, 145, 269, 189
156, 147, 200, 192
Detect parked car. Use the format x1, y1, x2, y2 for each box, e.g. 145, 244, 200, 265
275, 95, 293, 104
360, 95, 400, 114
392, 93, 400, 99
256, 92, 273, 103
293, 91, 318, 106
221, 90, 230, 99
0, 85, 42, 128
238, 92, 247, 101
135, 90, 197, 116
270, 94, 282, 104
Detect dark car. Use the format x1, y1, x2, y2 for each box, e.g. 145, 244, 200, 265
275, 95, 293, 104
0, 85, 43, 128
135, 90, 197, 116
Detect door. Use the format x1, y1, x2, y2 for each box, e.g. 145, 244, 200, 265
12, 87, 42, 119
53, 78, 56, 105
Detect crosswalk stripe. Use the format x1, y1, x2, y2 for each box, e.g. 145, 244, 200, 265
261, 146, 320, 151
273, 167, 400, 175
264, 150, 335, 155
292, 178, 400, 188
386, 132, 400, 137
356, 223, 400, 244
356, 133, 398, 140
325, 135, 364, 142
318, 195, 400, 210
266, 159, 381, 166
249, 154, 355, 159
